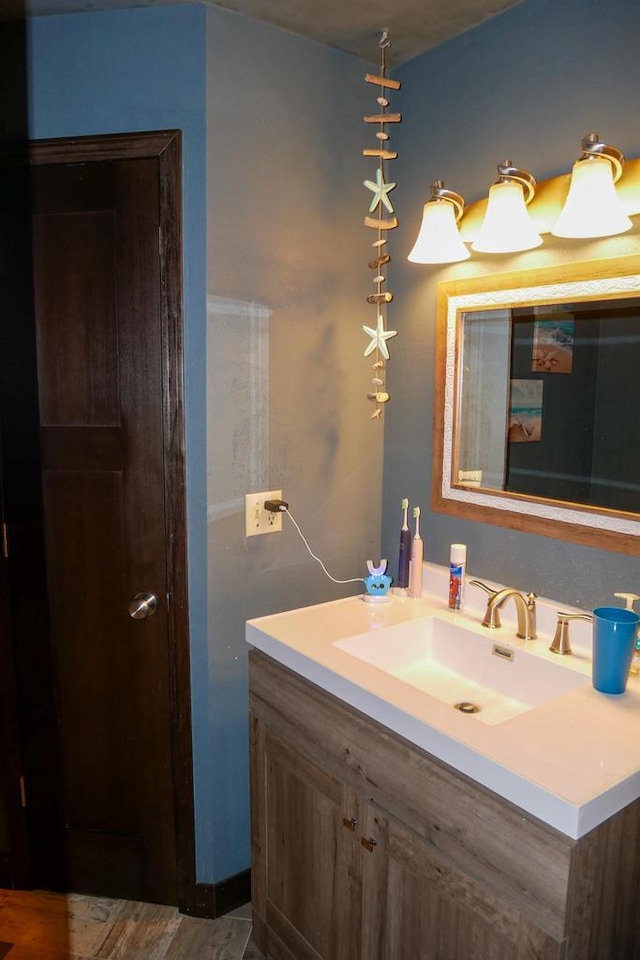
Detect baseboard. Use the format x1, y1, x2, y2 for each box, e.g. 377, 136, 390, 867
185, 869, 251, 919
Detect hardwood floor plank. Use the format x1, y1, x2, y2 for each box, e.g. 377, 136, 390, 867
224, 904, 252, 922
0, 890, 120, 955
0, 946, 92, 960
164, 916, 251, 960
242, 938, 266, 959
91, 900, 181, 960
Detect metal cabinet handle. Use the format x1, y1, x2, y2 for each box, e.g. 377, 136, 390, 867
342, 816, 359, 832
128, 592, 158, 620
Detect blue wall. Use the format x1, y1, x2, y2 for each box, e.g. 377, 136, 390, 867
200, 8, 379, 880
386, 0, 640, 607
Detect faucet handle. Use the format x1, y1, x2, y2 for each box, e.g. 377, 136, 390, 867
525, 593, 537, 640
468, 578, 497, 597
550, 611, 593, 655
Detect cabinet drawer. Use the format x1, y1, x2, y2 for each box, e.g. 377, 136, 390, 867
250, 650, 573, 941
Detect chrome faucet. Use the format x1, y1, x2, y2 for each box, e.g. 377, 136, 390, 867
468, 579, 537, 641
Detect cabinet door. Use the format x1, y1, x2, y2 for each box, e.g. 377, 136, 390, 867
362, 803, 566, 960
253, 721, 362, 960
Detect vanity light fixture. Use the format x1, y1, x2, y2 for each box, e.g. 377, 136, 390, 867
408, 135, 639, 267
407, 180, 470, 264
551, 133, 633, 239
471, 162, 542, 254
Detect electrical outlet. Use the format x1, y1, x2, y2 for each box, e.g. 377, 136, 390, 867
245, 490, 283, 537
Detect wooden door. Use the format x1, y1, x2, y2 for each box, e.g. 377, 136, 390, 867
0, 436, 30, 889
20, 132, 194, 907
0, 147, 63, 893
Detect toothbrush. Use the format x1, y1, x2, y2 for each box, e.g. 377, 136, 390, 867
397, 498, 411, 589
409, 506, 423, 598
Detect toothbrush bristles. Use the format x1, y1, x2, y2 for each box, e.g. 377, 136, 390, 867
401, 498, 408, 509
413, 506, 420, 518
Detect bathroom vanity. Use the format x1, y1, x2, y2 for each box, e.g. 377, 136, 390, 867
246, 566, 640, 959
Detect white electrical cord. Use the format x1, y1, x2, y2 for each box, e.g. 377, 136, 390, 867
283, 507, 364, 585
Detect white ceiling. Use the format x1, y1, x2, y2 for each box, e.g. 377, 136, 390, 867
20, 0, 521, 65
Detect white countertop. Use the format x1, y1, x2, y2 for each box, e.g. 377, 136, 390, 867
246, 563, 640, 839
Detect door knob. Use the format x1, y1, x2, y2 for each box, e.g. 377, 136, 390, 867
128, 592, 158, 620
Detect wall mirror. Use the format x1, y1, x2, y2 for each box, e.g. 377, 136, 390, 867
432, 255, 640, 555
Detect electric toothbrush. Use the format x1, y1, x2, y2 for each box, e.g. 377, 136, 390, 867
409, 506, 423, 598
397, 498, 411, 590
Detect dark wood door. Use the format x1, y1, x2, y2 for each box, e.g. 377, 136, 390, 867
0, 143, 61, 893
25, 140, 189, 905
0, 435, 31, 890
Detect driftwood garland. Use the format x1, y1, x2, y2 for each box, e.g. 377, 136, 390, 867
361, 33, 401, 419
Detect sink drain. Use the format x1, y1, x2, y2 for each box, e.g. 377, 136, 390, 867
454, 700, 481, 715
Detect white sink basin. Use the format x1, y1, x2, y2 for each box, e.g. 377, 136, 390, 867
334, 616, 589, 725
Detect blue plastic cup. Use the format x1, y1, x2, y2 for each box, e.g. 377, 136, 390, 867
592, 606, 640, 694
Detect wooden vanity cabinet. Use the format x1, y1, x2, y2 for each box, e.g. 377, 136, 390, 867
249, 650, 640, 960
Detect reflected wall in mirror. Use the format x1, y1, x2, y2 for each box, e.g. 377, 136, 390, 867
433, 256, 640, 555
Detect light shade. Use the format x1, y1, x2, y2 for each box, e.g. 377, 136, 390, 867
472, 180, 542, 253
408, 199, 470, 264
552, 155, 632, 239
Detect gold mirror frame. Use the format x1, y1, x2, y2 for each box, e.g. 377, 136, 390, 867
433, 254, 640, 556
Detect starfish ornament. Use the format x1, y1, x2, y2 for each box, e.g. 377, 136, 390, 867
362, 314, 397, 361
363, 167, 396, 214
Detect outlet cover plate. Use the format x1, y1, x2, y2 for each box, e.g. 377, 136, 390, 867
245, 490, 283, 537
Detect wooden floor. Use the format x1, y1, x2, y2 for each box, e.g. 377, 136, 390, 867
0, 890, 264, 960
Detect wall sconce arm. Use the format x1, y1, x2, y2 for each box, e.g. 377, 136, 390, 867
495, 162, 536, 204
580, 132, 625, 182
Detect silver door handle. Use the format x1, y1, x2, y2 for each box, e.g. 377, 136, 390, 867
128, 592, 158, 620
